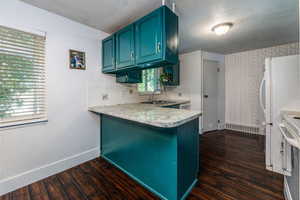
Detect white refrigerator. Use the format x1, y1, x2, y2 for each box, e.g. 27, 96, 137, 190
260, 55, 299, 176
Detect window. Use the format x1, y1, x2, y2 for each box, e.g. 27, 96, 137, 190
0, 25, 47, 128
137, 68, 161, 94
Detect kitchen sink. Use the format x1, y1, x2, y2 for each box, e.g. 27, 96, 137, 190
141, 100, 177, 105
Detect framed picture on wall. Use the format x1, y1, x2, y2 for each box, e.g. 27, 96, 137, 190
69, 49, 86, 70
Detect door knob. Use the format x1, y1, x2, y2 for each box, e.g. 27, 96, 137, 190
204, 95, 208, 98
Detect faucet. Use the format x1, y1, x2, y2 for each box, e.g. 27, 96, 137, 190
148, 92, 156, 102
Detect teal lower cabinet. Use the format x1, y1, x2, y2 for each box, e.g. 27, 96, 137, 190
162, 104, 180, 109
100, 115, 199, 200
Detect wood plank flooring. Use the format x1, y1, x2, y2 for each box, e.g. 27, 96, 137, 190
0, 130, 285, 200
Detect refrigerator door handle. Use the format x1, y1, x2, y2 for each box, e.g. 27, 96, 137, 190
259, 74, 266, 114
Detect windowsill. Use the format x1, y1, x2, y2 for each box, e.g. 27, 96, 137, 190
0, 118, 48, 131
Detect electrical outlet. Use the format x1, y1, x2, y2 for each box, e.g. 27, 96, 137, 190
102, 94, 108, 100
129, 89, 133, 94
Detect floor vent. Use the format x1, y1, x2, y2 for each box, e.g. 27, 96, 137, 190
225, 123, 260, 135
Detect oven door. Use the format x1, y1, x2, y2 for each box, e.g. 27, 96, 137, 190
278, 123, 293, 176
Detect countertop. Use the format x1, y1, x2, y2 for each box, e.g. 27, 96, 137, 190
144, 100, 190, 107
88, 103, 201, 128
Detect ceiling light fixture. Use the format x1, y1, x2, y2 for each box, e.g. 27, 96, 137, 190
212, 22, 233, 36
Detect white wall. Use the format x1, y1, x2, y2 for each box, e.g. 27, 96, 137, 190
225, 43, 299, 132
159, 51, 202, 111
178, 51, 202, 132
158, 51, 202, 131
179, 51, 203, 112
158, 51, 225, 132
160, 44, 298, 135
0, 0, 141, 195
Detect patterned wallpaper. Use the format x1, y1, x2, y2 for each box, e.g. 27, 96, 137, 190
225, 43, 299, 132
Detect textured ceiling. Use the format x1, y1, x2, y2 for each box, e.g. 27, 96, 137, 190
21, 0, 299, 54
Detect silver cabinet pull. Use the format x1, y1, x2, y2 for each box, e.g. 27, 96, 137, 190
157, 42, 161, 53
131, 52, 134, 60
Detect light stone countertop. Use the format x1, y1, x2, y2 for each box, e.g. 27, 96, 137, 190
142, 100, 191, 107
88, 103, 201, 128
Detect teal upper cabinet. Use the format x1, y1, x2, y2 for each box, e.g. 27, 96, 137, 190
116, 24, 135, 70
135, 6, 178, 68
163, 63, 180, 86
135, 8, 162, 65
116, 70, 142, 84
102, 35, 116, 73
101, 6, 179, 74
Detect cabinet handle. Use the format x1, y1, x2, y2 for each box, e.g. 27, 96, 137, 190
157, 42, 161, 53
131, 52, 134, 60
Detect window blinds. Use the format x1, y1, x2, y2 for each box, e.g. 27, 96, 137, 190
0, 25, 46, 127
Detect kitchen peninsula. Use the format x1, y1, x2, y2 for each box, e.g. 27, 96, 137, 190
89, 103, 201, 200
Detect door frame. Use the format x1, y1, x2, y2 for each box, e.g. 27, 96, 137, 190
201, 58, 222, 133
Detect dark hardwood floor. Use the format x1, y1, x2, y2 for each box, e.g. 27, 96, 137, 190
0, 130, 284, 200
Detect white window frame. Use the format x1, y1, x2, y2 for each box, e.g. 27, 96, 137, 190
0, 24, 48, 129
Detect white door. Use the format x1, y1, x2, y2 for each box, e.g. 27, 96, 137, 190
203, 60, 219, 132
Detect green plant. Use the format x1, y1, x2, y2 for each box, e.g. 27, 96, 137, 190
160, 73, 170, 83
0, 54, 35, 118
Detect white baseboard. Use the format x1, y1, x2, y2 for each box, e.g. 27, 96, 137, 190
284, 177, 293, 200
218, 123, 225, 130
225, 123, 260, 135
0, 147, 100, 196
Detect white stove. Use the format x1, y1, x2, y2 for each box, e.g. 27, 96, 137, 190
280, 111, 300, 200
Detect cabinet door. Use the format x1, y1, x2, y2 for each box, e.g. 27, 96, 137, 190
116, 70, 142, 83
163, 63, 180, 86
102, 35, 115, 73
135, 8, 163, 65
116, 24, 135, 69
